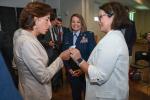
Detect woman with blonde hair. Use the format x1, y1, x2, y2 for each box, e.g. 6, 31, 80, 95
62, 13, 96, 100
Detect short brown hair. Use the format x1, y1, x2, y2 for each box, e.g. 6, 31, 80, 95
56, 18, 62, 22
19, 1, 52, 30
70, 13, 87, 32
99, 2, 130, 30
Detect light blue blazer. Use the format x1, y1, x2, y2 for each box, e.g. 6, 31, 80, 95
85, 30, 129, 100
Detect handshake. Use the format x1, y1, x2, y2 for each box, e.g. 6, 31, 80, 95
59, 47, 83, 66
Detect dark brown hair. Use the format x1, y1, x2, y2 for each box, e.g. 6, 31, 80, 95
99, 2, 130, 30
19, 1, 52, 30
70, 13, 87, 32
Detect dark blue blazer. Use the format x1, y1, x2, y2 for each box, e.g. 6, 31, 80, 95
0, 51, 22, 100
62, 31, 96, 70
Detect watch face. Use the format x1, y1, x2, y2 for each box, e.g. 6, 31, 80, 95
77, 58, 83, 65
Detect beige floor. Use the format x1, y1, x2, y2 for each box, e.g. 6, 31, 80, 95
51, 78, 150, 100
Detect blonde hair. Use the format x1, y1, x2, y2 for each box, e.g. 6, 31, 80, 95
69, 13, 87, 32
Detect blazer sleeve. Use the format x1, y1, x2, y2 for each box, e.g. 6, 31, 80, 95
21, 40, 63, 84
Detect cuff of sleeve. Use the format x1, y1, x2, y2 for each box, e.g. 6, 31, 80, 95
88, 65, 99, 83
58, 57, 64, 68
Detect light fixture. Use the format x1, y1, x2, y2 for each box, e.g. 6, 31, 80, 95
135, 5, 149, 10
94, 17, 99, 22
134, 0, 143, 4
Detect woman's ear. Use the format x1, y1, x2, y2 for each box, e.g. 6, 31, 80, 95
34, 17, 38, 24
33, 17, 39, 30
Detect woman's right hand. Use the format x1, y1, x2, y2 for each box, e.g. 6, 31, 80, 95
59, 49, 70, 60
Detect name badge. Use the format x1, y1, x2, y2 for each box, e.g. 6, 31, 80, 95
80, 36, 88, 43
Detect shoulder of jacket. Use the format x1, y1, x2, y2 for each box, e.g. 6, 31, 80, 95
83, 31, 94, 36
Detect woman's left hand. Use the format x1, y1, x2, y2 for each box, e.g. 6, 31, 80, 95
59, 49, 70, 60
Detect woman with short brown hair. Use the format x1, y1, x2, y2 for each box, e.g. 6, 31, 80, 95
13, 2, 70, 100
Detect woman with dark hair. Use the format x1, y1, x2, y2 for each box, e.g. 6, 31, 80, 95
62, 13, 96, 100
70, 2, 130, 100
13, 2, 70, 100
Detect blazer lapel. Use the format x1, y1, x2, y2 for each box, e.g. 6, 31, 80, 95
70, 32, 74, 46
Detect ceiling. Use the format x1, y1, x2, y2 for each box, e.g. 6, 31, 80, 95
95, 0, 150, 10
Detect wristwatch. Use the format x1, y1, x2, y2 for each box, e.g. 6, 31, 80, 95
77, 58, 83, 66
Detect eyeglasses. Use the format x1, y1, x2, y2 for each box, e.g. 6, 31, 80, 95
98, 14, 108, 21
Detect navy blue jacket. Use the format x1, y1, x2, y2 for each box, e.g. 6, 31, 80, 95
124, 21, 137, 56
62, 31, 96, 70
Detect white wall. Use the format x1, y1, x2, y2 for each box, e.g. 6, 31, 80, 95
45, 0, 60, 17
0, 0, 61, 16
0, 0, 60, 7
60, 0, 82, 27
135, 10, 150, 39
0, 0, 44, 7
84, 0, 104, 40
